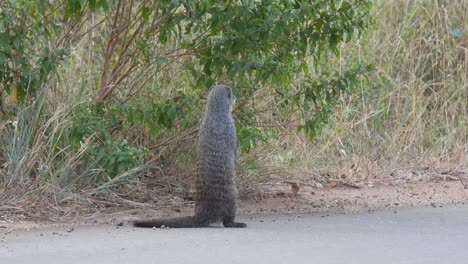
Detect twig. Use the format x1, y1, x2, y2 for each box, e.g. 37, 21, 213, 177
282, 180, 315, 187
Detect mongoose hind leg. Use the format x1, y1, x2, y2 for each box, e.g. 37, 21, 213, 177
223, 216, 247, 228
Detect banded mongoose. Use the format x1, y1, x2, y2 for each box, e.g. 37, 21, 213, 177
133, 85, 246, 228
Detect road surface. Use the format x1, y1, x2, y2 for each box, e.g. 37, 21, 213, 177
1, 204, 467, 264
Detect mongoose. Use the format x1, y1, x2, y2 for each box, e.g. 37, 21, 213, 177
133, 85, 246, 228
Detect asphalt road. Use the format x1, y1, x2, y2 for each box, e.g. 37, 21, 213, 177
1, 204, 467, 264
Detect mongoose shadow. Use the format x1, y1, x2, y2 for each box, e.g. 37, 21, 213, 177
133, 85, 246, 228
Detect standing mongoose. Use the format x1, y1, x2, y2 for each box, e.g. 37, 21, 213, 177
133, 85, 246, 228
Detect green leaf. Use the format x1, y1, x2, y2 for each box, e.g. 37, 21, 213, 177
98, 0, 109, 11
141, 6, 150, 21
159, 29, 168, 44
88, 0, 97, 11
64, 0, 82, 19
0, 33, 10, 49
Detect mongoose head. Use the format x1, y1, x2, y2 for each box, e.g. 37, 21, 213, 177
206, 85, 236, 113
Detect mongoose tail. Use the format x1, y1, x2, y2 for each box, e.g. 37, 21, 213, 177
133, 216, 247, 228
132, 216, 208, 228
223, 221, 247, 228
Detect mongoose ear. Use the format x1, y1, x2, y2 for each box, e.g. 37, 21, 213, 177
226, 86, 232, 100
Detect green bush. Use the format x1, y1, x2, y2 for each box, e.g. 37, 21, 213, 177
0, 0, 373, 195
0, 1, 70, 102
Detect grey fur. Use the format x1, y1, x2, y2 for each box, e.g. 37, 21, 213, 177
133, 85, 246, 228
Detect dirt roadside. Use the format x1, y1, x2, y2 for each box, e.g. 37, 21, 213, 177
1, 179, 467, 233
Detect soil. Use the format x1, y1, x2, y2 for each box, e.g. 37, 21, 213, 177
1, 178, 467, 233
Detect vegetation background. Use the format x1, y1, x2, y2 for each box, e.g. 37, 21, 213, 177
0, 0, 466, 218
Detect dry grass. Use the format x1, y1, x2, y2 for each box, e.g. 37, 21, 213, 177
265, 0, 467, 188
